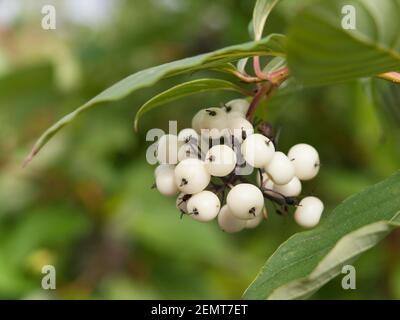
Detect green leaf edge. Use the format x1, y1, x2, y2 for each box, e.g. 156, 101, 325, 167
134, 78, 247, 131
267, 214, 400, 299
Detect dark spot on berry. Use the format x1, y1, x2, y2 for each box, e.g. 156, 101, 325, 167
249, 207, 256, 216
180, 178, 188, 187
208, 155, 215, 162
192, 208, 199, 215
205, 109, 217, 116
314, 162, 320, 168
223, 104, 232, 113
241, 128, 247, 141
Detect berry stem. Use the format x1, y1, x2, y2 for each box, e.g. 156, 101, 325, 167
253, 56, 268, 80
246, 83, 271, 121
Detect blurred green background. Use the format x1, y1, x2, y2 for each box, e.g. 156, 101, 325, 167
1, 0, 400, 300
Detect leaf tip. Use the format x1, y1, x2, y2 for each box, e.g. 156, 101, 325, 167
22, 147, 38, 169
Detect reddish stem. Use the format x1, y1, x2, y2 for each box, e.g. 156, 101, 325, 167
267, 67, 289, 84
246, 83, 271, 121
253, 56, 268, 80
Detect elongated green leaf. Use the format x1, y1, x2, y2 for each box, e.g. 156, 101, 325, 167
24, 34, 286, 165
134, 79, 247, 130
253, 0, 280, 40
287, 0, 400, 86
243, 171, 400, 300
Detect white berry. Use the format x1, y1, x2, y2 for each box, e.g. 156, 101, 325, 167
226, 183, 264, 220
246, 211, 264, 229
154, 164, 174, 178
224, 99, 250, 116
174, 158, 210, 194
156, 134, 180, 164
155, 165, 178, 196
187, 191, 220, 222
192, 109, 206, 133
218, 205, 246, 233
178, 128, 199, 145
265, 151, 295, 185
288, 144, 320, 180
178, 144, 200, 162
273, 176, 302, 197
199, 107, 228, 140
227, 116, 254, 143
205, 145, 237, 177
294, 196, 324, 228
241, 133, 275, 168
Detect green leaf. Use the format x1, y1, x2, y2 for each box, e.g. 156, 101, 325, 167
252, 0, 280, 40
370, 78, 400, 127
134, 79, 248, 130
287, 0, 400, 86
243, 171, 400, 300
24, 34, 286, 165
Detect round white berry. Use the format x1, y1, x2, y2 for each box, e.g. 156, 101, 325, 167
224, 99, 250, 116
273, 176, 302, 197
178, 128, 199, 144
226, 183, 264, 220
288, 144, 320, 180
155, 165, 178, 196
192, 109, 206, 133
245, 211, 264, 229
294, 196, 324, 228
187, 191, 220, 222
217, 205, 246, 233
205, 145, 237, 177
176, 192, 191, 214
265, 151, 295, 185
178, 144, 200, 162
154, 164, 174, 178
227, 116, 254, 143
199, 107, 228, 140
156, 134, 180, 164
174, 158, 211, 194
241, 133, 275, 168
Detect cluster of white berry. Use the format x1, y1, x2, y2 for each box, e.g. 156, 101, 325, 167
152, 99, 323, 232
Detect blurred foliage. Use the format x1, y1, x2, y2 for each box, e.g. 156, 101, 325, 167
0, 0, 399, 299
